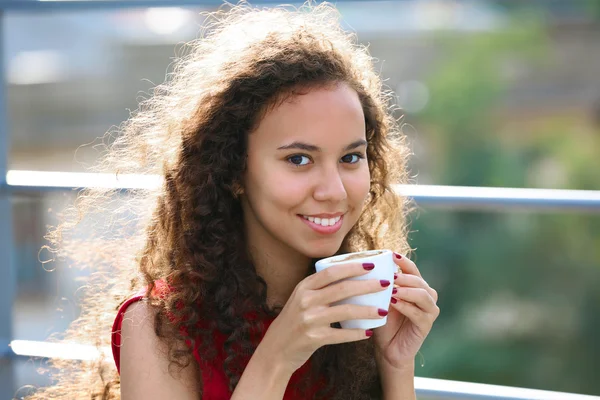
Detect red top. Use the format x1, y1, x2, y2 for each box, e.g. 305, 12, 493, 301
111, 283, 328, 399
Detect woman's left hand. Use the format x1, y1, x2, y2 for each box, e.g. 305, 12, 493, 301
372, 253, 439, 370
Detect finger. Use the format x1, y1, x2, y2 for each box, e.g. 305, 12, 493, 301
393, 253, 422, 279
394, 274, 438, 302
307, 262, 371, 290
318, 303, 387, 327
314, 276, 390, 306
322, 326, 375, 346
394, 273, 428, 288
389, 299, 432, 336
393, 288, 437, 313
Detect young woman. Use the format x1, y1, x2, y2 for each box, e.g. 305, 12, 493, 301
27, 2, 438, 400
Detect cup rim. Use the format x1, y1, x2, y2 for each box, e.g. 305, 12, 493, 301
316, 249, 392, 266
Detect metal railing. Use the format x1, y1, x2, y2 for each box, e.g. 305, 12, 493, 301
1, 1, 599, 400
6, 338, 600, 400
5, 169, 600, 212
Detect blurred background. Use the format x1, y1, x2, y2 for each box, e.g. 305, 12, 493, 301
6, 0, 600, 397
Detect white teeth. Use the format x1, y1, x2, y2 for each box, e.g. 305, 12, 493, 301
302, 215, 342, 227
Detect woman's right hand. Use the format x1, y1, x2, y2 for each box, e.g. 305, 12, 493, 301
257, 261, 391, 375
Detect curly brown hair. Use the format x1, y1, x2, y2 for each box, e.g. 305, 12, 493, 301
22, 2, 412, 399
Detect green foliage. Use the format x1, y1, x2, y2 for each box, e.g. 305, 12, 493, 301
586, 0, 600, 20
419, 13, 547, 187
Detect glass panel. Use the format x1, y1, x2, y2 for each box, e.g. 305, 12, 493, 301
11, 194, 600, 395
5, 7, 208, 172
411, 208, 600, 395
6, 2, 600, 191
13, 191, 80, 390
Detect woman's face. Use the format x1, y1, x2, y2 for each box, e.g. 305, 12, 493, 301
241, 82, 370, 259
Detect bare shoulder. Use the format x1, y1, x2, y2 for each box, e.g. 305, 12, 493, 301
120, 300, 199, 400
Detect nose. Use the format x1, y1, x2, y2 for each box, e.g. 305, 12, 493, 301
313, 165, 347, 203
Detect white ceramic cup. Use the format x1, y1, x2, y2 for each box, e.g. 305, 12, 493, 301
315, 249, 397, 330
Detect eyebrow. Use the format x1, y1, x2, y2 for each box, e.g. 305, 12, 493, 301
276, 139, 367, 152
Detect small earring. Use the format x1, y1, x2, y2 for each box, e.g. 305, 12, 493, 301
232, 183, 244, 198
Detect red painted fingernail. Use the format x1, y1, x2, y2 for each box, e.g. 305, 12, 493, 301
363, 263, 375, 270
394, 253, 402, 259
366, 329, 374, 337
380, 280, 390, 287
392, 287, 398, 294
394, 273, 398, 280
391, 297, 398, 304
378, 308, 388, 316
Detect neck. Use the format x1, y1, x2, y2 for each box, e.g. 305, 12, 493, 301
249, 242, 312, 308
243, 209, 312, 309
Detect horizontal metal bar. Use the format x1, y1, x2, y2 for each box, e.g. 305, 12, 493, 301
5, 170, 161, 190
413, 377, 600, 400
5, 340, 600, 400
3, 170, 600, 212
0, 0, 390, 13
393, 184, 600, 212
9, 339, 111, 361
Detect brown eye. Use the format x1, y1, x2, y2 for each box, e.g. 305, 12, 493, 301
288, 154, 311, 166
341, 153, 364, 164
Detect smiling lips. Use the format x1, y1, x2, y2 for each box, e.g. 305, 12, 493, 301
299, 213, 345, 234
301, 215, 341, 227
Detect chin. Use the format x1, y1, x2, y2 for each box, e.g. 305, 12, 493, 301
301, 241, 343, 260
